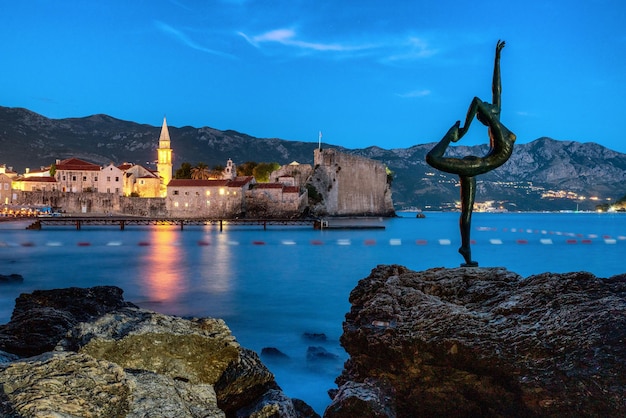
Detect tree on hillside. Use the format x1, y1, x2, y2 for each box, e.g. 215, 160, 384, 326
191, 162, 211, 180
253, 162, 281, 182
211, 164, 225, 178
237, 161, 257, 177
174, 162, 192, 179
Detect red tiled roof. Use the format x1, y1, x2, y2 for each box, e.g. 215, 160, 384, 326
284, 186, 300, 193
16, 176, 57, 183
255, 183, 283, 189
118, 163, 134, 171
56, 158, 101, 171
168, 179, 230, 187
228, 176, 255, 187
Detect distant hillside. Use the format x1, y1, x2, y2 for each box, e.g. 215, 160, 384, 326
1, 106, 625, 211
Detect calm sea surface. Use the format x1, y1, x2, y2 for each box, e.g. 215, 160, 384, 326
1, 211, 625, 413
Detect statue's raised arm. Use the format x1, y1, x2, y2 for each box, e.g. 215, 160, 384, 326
492, 40, 505, 110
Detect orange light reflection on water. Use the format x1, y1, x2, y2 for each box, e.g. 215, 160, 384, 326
140, 226, 185, 303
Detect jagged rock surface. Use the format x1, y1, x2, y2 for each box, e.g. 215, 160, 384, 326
0, 287, 319, 418
328, 265, 626, 417
0, 286, 137, 357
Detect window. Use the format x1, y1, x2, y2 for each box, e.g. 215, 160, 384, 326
107, 176, 111, 182
219, 188, 225, 195
82, 176, 87, 181
115, 177, 119, 182
174, 201, 179, 207
3, 184, 8, 190
94, 176, 98, 181
195, 192, 199, 196
206, 191, 211, 196
173, 190, 179, 195
72, 176, 76, 181
62, 176, 66, 181
140, 180, 144, 185
184, 191, 189, 195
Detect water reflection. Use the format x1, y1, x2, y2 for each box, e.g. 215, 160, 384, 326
140, 226, 185, 303
201, 232, 234, 293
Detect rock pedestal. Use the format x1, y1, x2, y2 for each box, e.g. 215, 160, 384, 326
327, 265, 626, 417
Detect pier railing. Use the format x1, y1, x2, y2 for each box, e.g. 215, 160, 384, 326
26, 216, 321, 231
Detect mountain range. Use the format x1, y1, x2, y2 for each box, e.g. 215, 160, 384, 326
1, 106, 625, 211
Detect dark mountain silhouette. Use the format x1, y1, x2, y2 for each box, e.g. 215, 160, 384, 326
1, 106, 625, 211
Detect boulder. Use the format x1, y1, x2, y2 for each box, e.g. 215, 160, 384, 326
328, 265, 626, 417
0, 287, 319, 417
0, 286, 137, 357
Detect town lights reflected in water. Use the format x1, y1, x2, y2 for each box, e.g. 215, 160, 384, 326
140, 226, 185, 303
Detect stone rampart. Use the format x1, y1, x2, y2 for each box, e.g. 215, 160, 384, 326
13, 191, 167, 217
309, 149, 394, 216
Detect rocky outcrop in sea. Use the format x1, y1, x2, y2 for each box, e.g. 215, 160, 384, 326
0, 286, 318, 417
327, 265, 626, 417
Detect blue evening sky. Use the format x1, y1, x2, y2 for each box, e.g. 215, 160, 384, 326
2, 1, 626, 152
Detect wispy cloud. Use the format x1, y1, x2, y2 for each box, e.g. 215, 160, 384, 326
383, 37, 438, 62
239, 27, 439, 66
239, 28, 377, 53
154, 21, 235, 58
397, 89, 432, 99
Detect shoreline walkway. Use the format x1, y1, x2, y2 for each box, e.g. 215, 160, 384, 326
25, 216, 386, 231
26, 216, 320, 231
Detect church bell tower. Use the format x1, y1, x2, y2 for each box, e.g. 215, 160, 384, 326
157, 116, 173, 197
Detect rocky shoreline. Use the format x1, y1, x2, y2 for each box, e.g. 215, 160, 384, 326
1, 267, 625, 417
0, 287, 318, 417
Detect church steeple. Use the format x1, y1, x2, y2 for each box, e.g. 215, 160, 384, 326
157, 116, 173, 196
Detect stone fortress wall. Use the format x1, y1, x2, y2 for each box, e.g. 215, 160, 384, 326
309, 148, 395, 216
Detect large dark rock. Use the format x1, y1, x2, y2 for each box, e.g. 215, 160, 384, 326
0, 287, 319, 417
327, 265, 626, 418
0, 286, 137, 357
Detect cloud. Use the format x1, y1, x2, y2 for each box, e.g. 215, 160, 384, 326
397, 89, 432, 98
383, 37, 438, 62
239, 27, 439, 67
154, 21, 234, 58
239, 28, 377, 53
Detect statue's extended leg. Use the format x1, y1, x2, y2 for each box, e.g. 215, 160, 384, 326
426, 121, 461, 171
459, 176, 478, 267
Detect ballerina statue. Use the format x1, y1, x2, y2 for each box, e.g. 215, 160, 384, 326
426, 40, 516, 267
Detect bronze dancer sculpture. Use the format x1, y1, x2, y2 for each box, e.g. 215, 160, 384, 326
426, 40, 516, 267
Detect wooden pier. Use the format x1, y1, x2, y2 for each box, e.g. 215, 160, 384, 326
26, 216, 320, 231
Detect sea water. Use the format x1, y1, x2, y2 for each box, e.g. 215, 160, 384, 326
1, 211, 625, 414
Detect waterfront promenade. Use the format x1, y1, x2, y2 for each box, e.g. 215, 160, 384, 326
26, 216, 319, 231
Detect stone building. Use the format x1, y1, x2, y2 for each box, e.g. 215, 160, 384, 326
244, 183, 307, 218
99, 163, 124, 195
165, 177, 255, 218
54, 158, 101, 193
11, 176, 57, 192
156, 117, 173, 197
121, 164, 161, 197
0, 173, 13, 205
